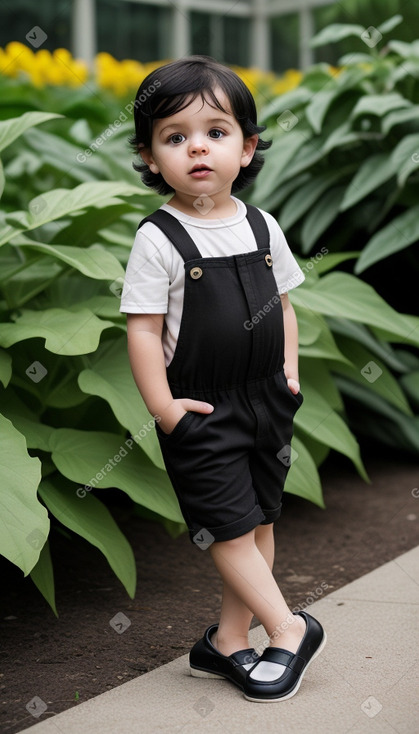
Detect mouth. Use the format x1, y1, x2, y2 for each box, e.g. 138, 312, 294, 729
189, 164, 212, 177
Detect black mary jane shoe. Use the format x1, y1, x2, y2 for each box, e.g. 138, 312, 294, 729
189, 624, 260, 691
244, 611, 326, 702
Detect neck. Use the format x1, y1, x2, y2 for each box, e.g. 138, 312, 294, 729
167, 191, 237, 219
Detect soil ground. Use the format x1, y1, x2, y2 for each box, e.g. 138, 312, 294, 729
1, 450, 418, 734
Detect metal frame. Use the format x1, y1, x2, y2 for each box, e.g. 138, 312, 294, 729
72, 0, 335, 70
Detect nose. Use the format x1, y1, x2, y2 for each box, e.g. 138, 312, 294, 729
188, 135, 209, 155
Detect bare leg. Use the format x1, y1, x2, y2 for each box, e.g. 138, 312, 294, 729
212, 524, 275, 656
209, 527, 305, 657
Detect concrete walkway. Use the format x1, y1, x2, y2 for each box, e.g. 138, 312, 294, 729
18, 546, 419, 734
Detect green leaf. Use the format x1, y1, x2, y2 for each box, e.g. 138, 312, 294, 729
49, 428, 184, 523
0, 414, 48, 575
0, 159, 4, 199
400, 370, 419, 409
301, 186, 346, 252
284, 436, 325, 508
23, 127, 105, 183
335, 376, 419, 454
0, 111, 63, 152
291, 273, 419, 347
381, 106, 419, 136
29, 539, 57, 616
340, 153, 396, 211
39, 476, 136, 598
321, 121, 362, 155
387, 40, 417, 58
305, 89, 339, 134
377, 15, 403, 34
332, 337, 412, 415
0, 348, 12, 387
310, 23, 365, 48
7, 181, 149, 233
313, 252, 360, 275
251, 132, 307, 206
0, 308, 115, 355
78, 337, 164, 469
328, 319, 410, 374
0, 388, 54, 451
280, 169, 349, 230
355, 205, 419, 273
11, 236, 125, 281
294, 305, 349, 365
350, 94, 411, 121
294, 381, 368, 480
390, 133, 419, 187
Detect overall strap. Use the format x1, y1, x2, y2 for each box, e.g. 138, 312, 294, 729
245, 203, 270, 250
137, 209, 202, 262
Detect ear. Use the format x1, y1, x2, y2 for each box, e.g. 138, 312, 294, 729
241, 134, 259, 168
138, 146, 160, 174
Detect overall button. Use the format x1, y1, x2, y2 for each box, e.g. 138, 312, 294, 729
190, 266, 203, 279
265, 254, 273, 267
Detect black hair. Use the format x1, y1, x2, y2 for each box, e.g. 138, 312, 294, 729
129, 55, 272, 195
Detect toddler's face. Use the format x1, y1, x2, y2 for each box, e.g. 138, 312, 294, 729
140, 86, 257, 205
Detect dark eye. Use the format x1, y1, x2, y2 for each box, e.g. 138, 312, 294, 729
209, 129, 224, 139
169, 133, 185, 144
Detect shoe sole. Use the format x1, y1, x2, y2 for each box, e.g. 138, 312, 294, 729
190, 665, 247, 692
243, 631, 327, 703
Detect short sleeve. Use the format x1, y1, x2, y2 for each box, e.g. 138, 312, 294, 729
119, 224, 170, 314
261, 210, 305, 294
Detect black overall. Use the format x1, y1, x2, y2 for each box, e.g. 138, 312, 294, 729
138, 204, 303, 544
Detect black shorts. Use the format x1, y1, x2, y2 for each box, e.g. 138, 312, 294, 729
155, 369, 303, 545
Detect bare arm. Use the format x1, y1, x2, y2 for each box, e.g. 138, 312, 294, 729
280, 294, 300, 394
127, 313, 213, 434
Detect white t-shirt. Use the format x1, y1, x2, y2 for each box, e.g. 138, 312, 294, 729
120, 196, 304, 366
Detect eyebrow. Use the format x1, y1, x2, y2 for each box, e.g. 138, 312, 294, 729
159, 117, 234, 136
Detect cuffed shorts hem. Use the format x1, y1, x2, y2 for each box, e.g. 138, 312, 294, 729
259, 502, 283, 525
189, 505, 265, 544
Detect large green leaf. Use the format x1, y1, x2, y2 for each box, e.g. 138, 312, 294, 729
294, 381, 367, 479
284, 436, 325, 508
350, 94, 411, 120
39, 476, 136, 598
291, 273, 419, 346
381, 106, 419, 135
305, 89, 339, 134
0, 308, 115, 355
49, 428, 184, 523
335, 376, 419, 454
0, 388, 54, 451
29, 540, 57, 616
301, 186, 346, 252
0, 414, 48, 575
11, 236, 125, 281
251, 132, 307, 206
355, 205, 419, 273
78, 337, 164, 469
332, 336, 412, 415
327, 318, 411, 373
0, 348, 12, 387
23, 127, 105, 182
390, 134, 419, 186
310, 23, 365, 48
293, 305, 349, 365
0, 111, 63, 152
280, 169, 349, 230
340, 153, 396, 211
5, 181, 148, 234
